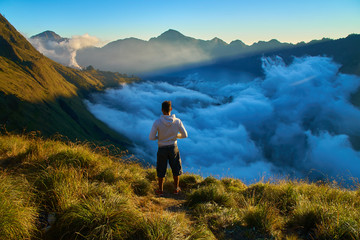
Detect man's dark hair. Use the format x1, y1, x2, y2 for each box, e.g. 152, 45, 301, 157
162, 101, 172, 113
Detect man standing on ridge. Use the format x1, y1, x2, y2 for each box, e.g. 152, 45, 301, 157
149, 101, 188, 195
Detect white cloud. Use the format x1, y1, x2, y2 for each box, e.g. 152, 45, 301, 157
29, 34, 100, 68
85, 56, 360, 183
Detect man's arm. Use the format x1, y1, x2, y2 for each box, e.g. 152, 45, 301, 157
149, 121, 158, 140
177, 120, 188, 139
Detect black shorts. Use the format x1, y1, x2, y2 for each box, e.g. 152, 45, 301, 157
157, 144, 183, 178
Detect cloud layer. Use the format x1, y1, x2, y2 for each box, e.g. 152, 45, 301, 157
85, 56, 360, 182
29, 34, 100, 68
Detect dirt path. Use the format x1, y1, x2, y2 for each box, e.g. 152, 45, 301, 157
136, 191, 188, 215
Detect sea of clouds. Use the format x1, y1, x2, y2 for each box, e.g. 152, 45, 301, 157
85, 56, 360, 183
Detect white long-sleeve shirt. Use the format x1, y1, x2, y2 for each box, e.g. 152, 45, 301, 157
149, 114, 188, 147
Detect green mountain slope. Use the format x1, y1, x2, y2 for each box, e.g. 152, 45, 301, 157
0, 14, 138, 147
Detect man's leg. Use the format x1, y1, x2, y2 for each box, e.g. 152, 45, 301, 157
156, 147, 167, 195
173, 175, 179, 190
158, 177, 164, 191
169, 145, 182, 193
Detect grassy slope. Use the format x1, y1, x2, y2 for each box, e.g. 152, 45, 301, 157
1, 133, 360, 240
0, 14, 139, 148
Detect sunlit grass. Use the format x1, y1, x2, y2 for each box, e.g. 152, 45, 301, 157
48, 194, 140, 240
1, 132, 360, 239
0, 172, 37, 239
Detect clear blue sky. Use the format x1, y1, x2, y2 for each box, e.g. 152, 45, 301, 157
1, 0, 359, 44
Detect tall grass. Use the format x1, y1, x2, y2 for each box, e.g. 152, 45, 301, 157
48, 194, 140, 240
187, 184, 236, 208
1, 133, 360, 239
135, 212, 184, 240
34, 167, 89, 212
0, 172, 37, 239
242, 204, 283, 238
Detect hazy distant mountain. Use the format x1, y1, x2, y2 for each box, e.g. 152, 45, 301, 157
31, 30, 67, 42
155, 34, 360, 83
149, 29, 193, 43
74, 29, 294, 75
182, 34, 360, 77
31, 29, 359, 78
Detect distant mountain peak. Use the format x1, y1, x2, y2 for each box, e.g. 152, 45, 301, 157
160, 29, 184, 37
230, 39, 247, 47
210, 37, 227, 45
31, 30, 65, 42
268, 39, 281, 43
153, 29, 188, 42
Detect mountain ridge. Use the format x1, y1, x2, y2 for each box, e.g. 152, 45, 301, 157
73, 29, 296, 74
32, 28, 355, 75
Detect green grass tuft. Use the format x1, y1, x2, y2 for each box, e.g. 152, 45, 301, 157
179, 173, 203, 190
187, 184, 235, 208
95, 167, 117, 183
132, 178, 151, 196
47, 149, 94, 169
201, 176, 221, 186
34, 167, 89, 212
221, 177, 246, 192
242, 204, 283, 238
135, 213, 184, 240
0, 173, 38, 239
48, 194, 140, 240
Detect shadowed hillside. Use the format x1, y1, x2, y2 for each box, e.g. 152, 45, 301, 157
0, 14, 139, 147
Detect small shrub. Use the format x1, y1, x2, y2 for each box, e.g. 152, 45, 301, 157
243, 204, 283, 238
95, 168, 116, 183
179, 173, 202, 190
187, 184, 235, 208
201, 176, 221, 186
287, 202, 324, 235
221, 178, 246, 192
243, 182, 268, 204
265, 183, 298, 214
132, 178, 151, 196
